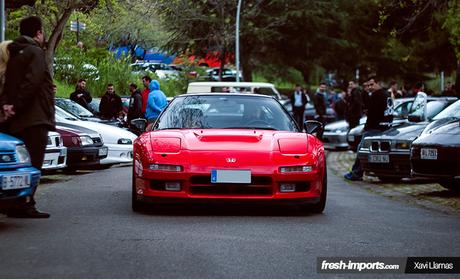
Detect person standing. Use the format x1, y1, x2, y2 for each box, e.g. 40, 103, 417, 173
1, 16, 54, 218
145, 80, 167, 124
127, 83, 144, 123
70, 78, 92, 110
388, 80, 403, 99
141, 75, 151, 114
344, 77, 392, 181
313, 82, 328, 124
345, 80, 363, 130
290, 84, 308, 126
99, 84, 123, 120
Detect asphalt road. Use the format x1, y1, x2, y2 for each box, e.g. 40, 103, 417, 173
1, 165, 460, 279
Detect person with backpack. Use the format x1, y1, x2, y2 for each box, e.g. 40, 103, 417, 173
1, 16, 54, 218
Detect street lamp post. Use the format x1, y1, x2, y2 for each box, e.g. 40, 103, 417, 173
0, 0, 5, 42
235, 0, 242, 82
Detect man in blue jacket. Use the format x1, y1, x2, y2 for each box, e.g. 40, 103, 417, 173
145, 80, 167, 124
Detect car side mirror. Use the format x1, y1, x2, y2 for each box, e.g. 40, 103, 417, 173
130, 118, 147, 131
408, 114, 423, 123
304, 120, 323, 137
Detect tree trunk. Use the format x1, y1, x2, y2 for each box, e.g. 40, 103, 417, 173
218, 47, 226, 81
241, 58, 252, 82
295, 64, 311, 84
45, 9, 73, 77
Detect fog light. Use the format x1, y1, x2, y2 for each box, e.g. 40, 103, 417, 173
120, 152, 126, 158
280, 183, 296, 192
165, 182, 181, 191
279, 166, 313, 173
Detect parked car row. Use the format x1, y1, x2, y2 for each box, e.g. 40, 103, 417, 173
355, 93, 459, 190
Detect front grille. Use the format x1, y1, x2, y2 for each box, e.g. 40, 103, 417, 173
411, 146, 460, 176
371, 141, 379, 152
190, 175, 272, 185
0, 153, 16, 164
190, 185, 272, 195
380, 141, 391, 152
55, 137, 60, 147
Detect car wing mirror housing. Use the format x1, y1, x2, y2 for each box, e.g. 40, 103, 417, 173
130, 118, 147, 131
304, 120, 323, 138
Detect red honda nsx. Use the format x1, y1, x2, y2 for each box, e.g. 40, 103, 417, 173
132, 93, 326, 213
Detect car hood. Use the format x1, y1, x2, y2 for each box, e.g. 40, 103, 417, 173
56, 119, 136, 144
0, 133, 22, 151
367, 122, 428, 141
325, 120, 348, 131
149, 129, 309, 154
414, 119, 460, 146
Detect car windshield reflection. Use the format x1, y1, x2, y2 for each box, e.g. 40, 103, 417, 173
156, 95, 298, 131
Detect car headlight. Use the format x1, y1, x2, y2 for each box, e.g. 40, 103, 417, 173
279, 166, 313, 173
15, 145, 31, 164
360, 139, 372, 151
71, 136, 94, 146
394, 140, 411, 150
149, 164, 183, 172
118, 138, 132, 145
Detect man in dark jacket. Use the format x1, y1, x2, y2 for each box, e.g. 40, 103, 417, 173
99, 84, 123, 120
127, 83, 143, 122
314, 82, 328, 124
344, 77, 392, 181
70, 78, 92, 110
345, 80, 363, 129
290, 84, 308, 127
1, 16, 53, 218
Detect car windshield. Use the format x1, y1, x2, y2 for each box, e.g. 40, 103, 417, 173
433, 100, 460, 120
55, 99, 94, 117
409, 100, 449, 120
156, 95, 298, 131
55, 106, 78, 121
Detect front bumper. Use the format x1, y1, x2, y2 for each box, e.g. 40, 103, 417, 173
359, 150, 411, 178
66, 146, 108, 169
134, 168, 323, 202
0, 167, 41, 210
42, 147, 67, 170
411, 145, 460, 179
100, 144, 133, 165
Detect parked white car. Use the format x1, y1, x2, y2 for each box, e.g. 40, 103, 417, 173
55, 106, 137, 165
43, 131, 67, 171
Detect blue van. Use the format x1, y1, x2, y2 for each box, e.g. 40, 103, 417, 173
0, 133, 41, 212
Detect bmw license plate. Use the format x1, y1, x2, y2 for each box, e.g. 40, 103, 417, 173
1, 174, 31, 190
98, 147, 108, 156
421, 148, 437, 160
368, 154, 389, 163
211, 170, 251, 184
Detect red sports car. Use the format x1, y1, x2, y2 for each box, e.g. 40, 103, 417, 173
132, 93, 326, 213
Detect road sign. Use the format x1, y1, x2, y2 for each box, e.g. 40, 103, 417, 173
70, 21, 86, 32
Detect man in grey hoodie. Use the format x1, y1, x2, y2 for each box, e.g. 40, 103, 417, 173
1, 16, 54, 218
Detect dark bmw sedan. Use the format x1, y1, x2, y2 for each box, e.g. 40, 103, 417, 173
56, 126, 108, 171
358, 98, 458, 181
410, 103, 460, 191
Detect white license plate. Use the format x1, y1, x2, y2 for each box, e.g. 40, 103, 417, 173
368, 154, 389, 163
348, 135, 354, 142
98, 147, 108, 156
1, 174, 31, 190
421, 148, 437, 160
211, 170, 251, 184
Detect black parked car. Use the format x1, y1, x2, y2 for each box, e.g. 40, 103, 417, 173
410, 102, 460, 191
347, 95, 458, 151
357, 97, 458, 181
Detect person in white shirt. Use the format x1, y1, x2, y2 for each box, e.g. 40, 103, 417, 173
290, 84, 308, 126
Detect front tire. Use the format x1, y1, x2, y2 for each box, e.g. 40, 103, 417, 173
310, 166, 327, 214
132, 171, 147, 212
